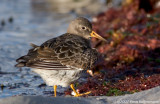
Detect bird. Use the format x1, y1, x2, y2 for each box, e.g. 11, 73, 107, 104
15, 17, 106, 97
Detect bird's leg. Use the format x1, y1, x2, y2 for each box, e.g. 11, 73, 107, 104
70, 84, 91, 97
70, 84, 79, 96
53, 85, 57, 97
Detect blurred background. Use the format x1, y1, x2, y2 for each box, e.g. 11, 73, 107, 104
0, 0, 108, 98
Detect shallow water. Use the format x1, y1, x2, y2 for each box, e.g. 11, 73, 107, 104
0, 0, 106, 98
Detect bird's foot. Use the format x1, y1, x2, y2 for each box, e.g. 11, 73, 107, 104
74, 91, 91, 97
70, 84, 91, 97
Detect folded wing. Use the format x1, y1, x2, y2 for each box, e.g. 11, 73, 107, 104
15, 35, 94, 70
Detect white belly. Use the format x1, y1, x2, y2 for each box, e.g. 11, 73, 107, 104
32, 69, 82, 87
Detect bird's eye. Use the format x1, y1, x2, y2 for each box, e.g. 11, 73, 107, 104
82, 26, 86, 30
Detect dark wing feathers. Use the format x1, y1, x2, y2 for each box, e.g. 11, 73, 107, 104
15, 34, 98, 70
30, 61, 71, 70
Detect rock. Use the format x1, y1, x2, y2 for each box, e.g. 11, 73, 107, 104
0, 86, 159, 104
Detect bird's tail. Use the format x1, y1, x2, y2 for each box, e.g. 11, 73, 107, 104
15, 43, 39, 67
15, 55, 29, 67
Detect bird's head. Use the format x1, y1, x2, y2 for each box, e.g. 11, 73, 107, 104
67, 17, 106, 41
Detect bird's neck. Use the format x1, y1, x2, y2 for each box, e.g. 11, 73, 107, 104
65, 33, 92, 47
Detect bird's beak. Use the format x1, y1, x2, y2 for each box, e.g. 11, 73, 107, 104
90, 31, 107, 42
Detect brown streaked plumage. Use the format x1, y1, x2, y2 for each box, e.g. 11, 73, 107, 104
15, 17, 106, 97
